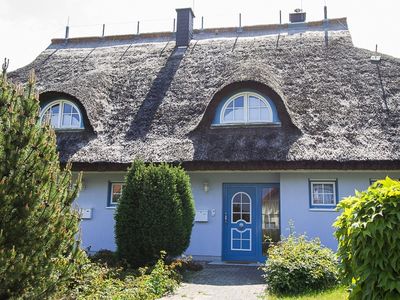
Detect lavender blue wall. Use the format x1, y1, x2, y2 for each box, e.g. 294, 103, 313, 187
74, 171, 399, 258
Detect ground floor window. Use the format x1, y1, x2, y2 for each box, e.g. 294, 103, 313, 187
108, 182, 125, 207
309, 180, 337, 208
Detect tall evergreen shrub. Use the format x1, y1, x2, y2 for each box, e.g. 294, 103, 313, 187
115, 160, 195, 267
0, 61, 85, 299
334, 177, 400, 299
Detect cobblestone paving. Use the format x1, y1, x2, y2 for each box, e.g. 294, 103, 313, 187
162, 264, 266, 300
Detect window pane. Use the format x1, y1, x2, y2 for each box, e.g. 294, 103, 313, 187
234, 96, 244, 108
313, 184, 323, 193
71, 114, 80, 126
232, 204, 241, 213
113, 184, 122, 194
63, 103, 72, 113
234, 108, 244, 121
242, 204, 250, 213
51, 104, 60, 114
313, 194, 323, 204
233, 194, 241, 203
241, 194, 250, 204
249, 96, 261, 108
72, 106, 78, 114
227, 101, 234, 109
260, 108, 269, 121
224, 108, 234, 121
51, 114, 59, 127
323, 184, 334, 193
62, 114, 72, 126
249, 108, 260, 121
112, 194, 120, 203
242, 213, 250, 223
233, 213, 241, 222
324, 194, 335, 204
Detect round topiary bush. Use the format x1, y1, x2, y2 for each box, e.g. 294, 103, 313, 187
261, 234, 339, 295
334, 177, 400, 299
115, 160, 195, 267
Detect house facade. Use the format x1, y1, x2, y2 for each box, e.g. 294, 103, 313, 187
11, 8, 400, 262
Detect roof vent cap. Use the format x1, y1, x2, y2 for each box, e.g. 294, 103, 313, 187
289, 9, 306, 23
370, 55, 381, 64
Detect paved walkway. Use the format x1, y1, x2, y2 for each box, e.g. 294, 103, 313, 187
162, 264, 266, 300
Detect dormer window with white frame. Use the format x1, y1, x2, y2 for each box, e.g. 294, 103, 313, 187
221, 92, 273, 124
213, 91, 280, 126
40, 100, 83, 129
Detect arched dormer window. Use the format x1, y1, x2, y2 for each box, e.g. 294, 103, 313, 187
40, 100, 83, 129
213, 91, 280, 126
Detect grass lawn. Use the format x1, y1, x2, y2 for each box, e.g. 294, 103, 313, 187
265, 286, 348, 300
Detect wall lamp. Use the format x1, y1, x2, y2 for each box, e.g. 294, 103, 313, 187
203, 181, 209, 193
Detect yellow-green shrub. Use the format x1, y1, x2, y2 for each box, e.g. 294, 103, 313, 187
334, 177, 400, 299
261, 234, 339, 295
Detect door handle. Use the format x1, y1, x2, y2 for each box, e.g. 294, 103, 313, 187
224, 212, 228, 223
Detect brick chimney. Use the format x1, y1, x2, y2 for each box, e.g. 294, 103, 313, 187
175, 8, 195, 47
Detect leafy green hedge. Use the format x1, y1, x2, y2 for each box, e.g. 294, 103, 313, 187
334, 177, 400, 299
115, 160, 195, 267
261, 234, 339, 295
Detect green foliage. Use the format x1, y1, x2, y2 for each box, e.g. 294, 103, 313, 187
0, 62, 85, 299
115, 160, 195, 267
57, 252, 179, 300
266, 285, 347, 300
261, 234, 339, 295
89, 249, 120, 267
334, 177, 400, 299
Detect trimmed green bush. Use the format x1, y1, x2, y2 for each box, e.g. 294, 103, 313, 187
261, 234, 339, 295
115, 160, 195, 267
334, 177, 400, 299
0, 63, 85, 299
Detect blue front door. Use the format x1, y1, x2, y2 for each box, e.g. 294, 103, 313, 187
222, 183, 280, 262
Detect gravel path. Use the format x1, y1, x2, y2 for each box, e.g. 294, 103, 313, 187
162, 264, 266, 300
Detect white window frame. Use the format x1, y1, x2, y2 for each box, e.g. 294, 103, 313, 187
310, 181, 337, 207
40, 100, 83, 129
220, 92, 273, 124
110, 182, 125, 206
231, 192, 252, 224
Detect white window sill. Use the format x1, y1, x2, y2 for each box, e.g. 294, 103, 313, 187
211, 122, 281, 128
309, 208, 337, 212
106, 206, 116, 209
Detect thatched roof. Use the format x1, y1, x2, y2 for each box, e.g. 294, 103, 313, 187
10, 18, 400, 170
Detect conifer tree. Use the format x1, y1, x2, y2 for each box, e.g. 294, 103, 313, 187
0, 59, 85, 299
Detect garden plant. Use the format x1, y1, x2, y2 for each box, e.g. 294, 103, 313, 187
334, 177, 400, 299
261, 232, 339, 296
115, 160, 195, 267
0, 60, 85, 299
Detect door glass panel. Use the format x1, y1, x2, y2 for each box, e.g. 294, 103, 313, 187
242, 204, 250, 213
232, 213, 241, 222
262, 187, 280, 256
231, 192, 251, 224
242, 213, 250, 223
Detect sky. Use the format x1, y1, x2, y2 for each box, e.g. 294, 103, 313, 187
1, 0, 399, 71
